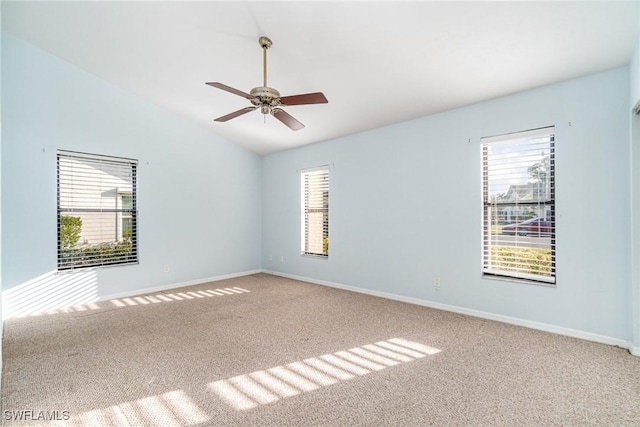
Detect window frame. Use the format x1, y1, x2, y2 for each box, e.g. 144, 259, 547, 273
57, 150, 139, 270
300, 166, 330, 258
481, 127, 556, 285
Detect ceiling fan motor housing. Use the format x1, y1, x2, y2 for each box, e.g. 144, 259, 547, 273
250, 86, 281, 114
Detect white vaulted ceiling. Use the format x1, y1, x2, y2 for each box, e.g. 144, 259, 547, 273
3, 1, 639, 155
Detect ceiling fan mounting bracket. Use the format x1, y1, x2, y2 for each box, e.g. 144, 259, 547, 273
259, 36, 272, 49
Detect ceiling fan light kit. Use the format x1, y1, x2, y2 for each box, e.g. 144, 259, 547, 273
206, 36, 328, 131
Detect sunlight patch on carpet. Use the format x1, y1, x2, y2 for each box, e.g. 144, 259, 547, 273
23, 390, 209, 427
110, 287, 250, 308
208, 338, 441, 411
3, 284, 250, 319
3, 270, 99, 319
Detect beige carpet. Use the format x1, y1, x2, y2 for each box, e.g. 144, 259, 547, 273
2, 273, 640, 426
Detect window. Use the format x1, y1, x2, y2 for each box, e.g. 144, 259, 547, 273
57, 151, 138, 270
481, 127, 555, 284
301, 167, 329, 257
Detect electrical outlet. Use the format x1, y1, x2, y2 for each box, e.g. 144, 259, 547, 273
268, 254, 273, 261
433, 276, 440, 287
163, 265, 170, 273
280, 256, 284, 263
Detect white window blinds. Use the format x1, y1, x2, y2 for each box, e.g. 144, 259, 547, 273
302, 167, 329, 257
57, 151, 138, 270
481, 127, 555, 284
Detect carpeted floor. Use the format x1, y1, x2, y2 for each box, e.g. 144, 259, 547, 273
2, 273, 640, 426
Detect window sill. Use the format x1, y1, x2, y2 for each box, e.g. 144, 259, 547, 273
57, 261, 140, 273
482, 273, 556, 288
301, 253, 329, 260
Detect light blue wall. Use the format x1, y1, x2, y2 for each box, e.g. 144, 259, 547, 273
630, 33, 640, 354
631, 111, 640, 355
0, 3, 4, 378
263, 67, 631, 341
2, 34, 262, 304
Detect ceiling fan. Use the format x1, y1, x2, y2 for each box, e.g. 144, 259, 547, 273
206, 36, 328, 131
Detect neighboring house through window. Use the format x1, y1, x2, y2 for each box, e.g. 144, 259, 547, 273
301, 166, 329, 257
57, 151, 138, 269
481, 127, 555, 284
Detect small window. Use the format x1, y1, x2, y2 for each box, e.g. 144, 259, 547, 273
57, 151, 138, 270
301, 167, 329, 257
481, 127, 555, 284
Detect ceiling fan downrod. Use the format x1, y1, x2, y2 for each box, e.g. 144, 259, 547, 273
259, 36, 271, 87
249, 37, 280, 115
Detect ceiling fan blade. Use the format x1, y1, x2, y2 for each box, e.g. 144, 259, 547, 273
279, 92, 328, 106
206, 82, 254, 99
214, 106, 257, 122
272, 108, 305, 131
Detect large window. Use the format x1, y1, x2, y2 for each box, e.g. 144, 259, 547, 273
57, 151, 138, 270
482, 127, 555, 284
301, 167, 329, 257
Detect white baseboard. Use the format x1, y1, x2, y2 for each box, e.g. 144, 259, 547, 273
97, 269, 263, 303
264, 269, 635, 354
